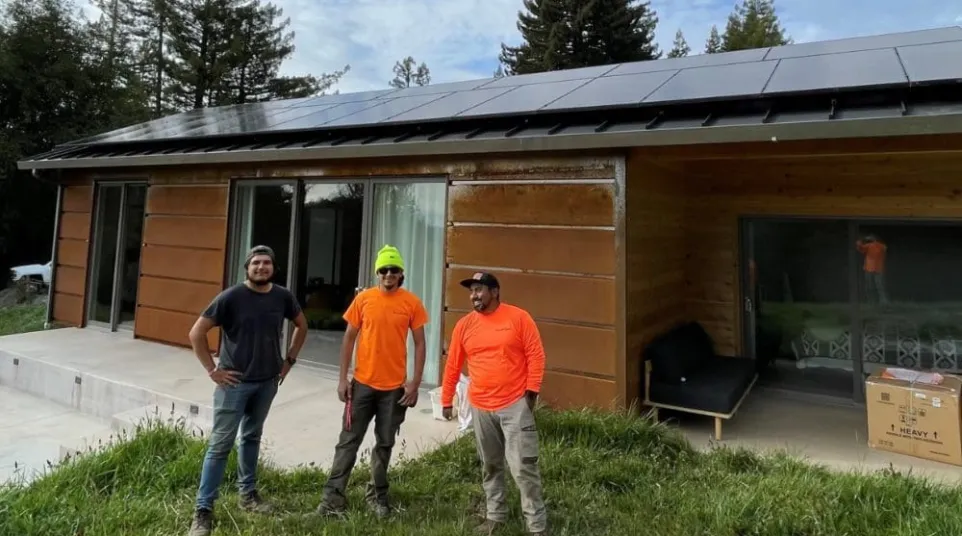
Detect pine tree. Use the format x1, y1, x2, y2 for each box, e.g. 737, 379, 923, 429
389, 56, 431, 88
499, 0, 567, 74
493, 65, 506, 78
667, 29, 690, 58
721, 0, 791, 51
500, 0, 660, 75
705, 24, 722, 53
130, 0, 176, 116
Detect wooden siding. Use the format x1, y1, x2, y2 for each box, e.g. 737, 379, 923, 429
625, 146, 962, 388
681, 152, 962, 357
624, 155, 688, 407
445, 159, 619, 410
135, 184, 228, 348
52, 184, 93, 326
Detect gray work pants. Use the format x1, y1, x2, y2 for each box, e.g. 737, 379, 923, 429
472, 396, 548, 533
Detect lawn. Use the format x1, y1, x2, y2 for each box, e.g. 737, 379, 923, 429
2, 410, 962, 536
0, 304, 45, 337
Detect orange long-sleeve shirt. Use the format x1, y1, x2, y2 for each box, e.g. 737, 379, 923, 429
441, 303, 546, 412
856, 240, 887, 273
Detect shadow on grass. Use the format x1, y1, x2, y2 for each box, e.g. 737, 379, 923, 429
2, 405, 961, 535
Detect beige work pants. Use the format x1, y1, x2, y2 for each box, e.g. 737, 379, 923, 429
472, 396, 547, 533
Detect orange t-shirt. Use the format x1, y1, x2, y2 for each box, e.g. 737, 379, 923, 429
441, 303, 546, 412
344, 287, 428, 391
857, 241, 887, 273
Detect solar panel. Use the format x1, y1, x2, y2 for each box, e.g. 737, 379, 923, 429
264, 99, 395, 132
764, 27, 962, 60
605, 48, 769, 77
323, 93, 454, 127
292, 89, 398, 108
481, 64, 618, 88
456, 79, 589, 118
385, 87, 515, 123
643, 61, 776, 104
763, 48, 907, 95
374, 78, 495, 98
541, 70, 677, 111
897, 41, 962, 83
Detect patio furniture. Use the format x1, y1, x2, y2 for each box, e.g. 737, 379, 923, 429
643, 321, 758, 441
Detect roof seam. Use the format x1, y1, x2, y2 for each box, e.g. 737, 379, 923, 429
537, 77, 597, 111
892, 46, 912, 84
760, 59, 782, 94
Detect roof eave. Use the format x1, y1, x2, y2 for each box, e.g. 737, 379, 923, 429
17, 112, 962, 171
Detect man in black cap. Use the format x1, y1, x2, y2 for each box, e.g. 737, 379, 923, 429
186, 245, 308, 536
439, 272, 549, 536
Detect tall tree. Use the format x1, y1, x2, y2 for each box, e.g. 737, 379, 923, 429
500, 0, 660, 75
721, 0, 791, 51
165, 0, 338, 109
493, 65, 506, 78
667, 29, 690, 58
0, 0, 148, 276
705, 24, 722, 53
130, 0, 176, 116
389, 56, 430, 88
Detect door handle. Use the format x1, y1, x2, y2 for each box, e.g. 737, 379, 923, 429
744, 297, 753, 313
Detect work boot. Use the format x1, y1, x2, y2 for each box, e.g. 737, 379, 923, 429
475, 518, 504, 535
187, 509, 213, 536
314, 499, 347, 517
238, 490, 273, 513
366, 497, 391, 518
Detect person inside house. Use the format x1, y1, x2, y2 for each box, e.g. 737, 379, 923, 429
314, 244, 428, 518
441, 272, 549, 536
856, 234, 889, 304
185, 245, 308, 536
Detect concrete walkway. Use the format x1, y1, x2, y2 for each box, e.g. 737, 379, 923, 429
0, 328, 461, 481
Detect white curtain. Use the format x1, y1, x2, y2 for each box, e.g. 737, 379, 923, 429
232, 185, 255, 284
369, 182, 446, 386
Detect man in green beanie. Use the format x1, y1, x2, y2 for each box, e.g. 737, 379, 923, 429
315, 244, 428, 518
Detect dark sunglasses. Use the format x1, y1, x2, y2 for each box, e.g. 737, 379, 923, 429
377, 266, 401, 275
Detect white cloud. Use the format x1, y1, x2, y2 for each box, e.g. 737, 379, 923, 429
81, 0, 960, 93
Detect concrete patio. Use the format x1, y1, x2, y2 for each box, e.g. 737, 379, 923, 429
3, 327, 962, 487
0, 327, 461, 483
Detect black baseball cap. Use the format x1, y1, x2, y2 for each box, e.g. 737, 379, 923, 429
459, 271, 500, 289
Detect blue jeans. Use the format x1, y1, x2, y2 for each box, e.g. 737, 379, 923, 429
195, 378, 279, 511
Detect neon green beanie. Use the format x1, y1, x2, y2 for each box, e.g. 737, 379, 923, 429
374, 244, 405, 273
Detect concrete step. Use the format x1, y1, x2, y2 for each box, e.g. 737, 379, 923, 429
111, 404, 213, 437
0, 349, 214, 423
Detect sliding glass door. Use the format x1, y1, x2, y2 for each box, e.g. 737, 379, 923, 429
367, 181, 446, 384
87, 182, 147, 330
743, 217, 962, 402
226, 177, 447, 385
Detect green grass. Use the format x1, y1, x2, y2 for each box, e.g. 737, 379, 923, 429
0, 304, 45, 336
2, 409, 962, 536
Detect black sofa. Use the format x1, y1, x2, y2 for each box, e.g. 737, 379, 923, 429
642, 321, 758, 441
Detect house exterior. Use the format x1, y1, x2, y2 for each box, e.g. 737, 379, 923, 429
17, 27, 962, 411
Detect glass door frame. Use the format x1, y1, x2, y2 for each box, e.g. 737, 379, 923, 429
740, 215, 962, 403
86, 180, 148, 332
225, 175, 448, 381
738, 216, 866, 402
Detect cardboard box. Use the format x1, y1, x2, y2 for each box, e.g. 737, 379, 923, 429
865, 369, 962, 466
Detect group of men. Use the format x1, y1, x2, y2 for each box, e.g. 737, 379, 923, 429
186, 244, 549, 536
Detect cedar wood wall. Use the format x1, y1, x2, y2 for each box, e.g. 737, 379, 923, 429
51, 155, 620, 410
625, 140, 962, 407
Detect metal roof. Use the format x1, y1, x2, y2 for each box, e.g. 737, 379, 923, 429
18, 26, 962, 171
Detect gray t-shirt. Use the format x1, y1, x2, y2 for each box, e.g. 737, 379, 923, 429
202, 283, 302, 383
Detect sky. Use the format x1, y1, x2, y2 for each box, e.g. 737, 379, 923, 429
84, 0, 962, 94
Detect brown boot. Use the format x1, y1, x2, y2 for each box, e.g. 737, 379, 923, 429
475, 518, 504, 535
238, 490, 273, 513
187, 509, 213, 536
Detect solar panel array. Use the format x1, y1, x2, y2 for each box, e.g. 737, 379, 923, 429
67, 26, 962, 146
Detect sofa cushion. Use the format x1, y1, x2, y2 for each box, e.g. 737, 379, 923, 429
648, 357, 756, 415
645, 322, 715, 383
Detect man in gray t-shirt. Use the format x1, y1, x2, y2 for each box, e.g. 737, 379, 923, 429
186, 245, 307, 536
